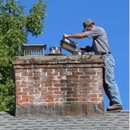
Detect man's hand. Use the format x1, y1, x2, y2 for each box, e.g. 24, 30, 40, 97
63, 34, 69, 38
80, 46, 91, 52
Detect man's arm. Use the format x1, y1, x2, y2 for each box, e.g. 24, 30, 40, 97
63, 33, 88, 39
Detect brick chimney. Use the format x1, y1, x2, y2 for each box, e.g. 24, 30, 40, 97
12, 55, 104, 116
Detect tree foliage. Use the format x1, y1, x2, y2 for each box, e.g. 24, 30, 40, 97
0, 0, 47, 111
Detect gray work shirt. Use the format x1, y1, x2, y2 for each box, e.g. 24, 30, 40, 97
84, 26, 110, 54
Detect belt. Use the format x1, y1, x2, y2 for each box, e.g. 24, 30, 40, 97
100, 52, 111, 55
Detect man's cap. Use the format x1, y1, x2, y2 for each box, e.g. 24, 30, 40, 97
82, 19, 94, 32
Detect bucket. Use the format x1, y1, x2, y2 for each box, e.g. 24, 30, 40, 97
60, 38, 78, 53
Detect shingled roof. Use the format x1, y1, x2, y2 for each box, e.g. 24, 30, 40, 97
0, 111, 129, 130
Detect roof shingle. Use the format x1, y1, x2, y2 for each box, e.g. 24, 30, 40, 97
0, 111, 129, 130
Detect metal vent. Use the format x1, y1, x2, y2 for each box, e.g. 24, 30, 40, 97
21, 44, 47, 56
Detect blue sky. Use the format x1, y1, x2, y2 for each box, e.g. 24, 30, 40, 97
21, 0, 129, 110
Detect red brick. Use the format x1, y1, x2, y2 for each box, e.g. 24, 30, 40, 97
48, 87, 60, 91
16, 92, 28, 96
16, 88, 22, 92
53, 91, 62, 95
89, 97, 99, 102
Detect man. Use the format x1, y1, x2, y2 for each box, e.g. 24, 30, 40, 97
63, 19, 122, 111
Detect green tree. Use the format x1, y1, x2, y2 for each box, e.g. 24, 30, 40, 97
0, 0, 47, 111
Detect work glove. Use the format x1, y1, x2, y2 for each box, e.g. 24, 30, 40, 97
80, 46, 91, 52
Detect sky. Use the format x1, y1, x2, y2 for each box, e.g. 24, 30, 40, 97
20, 0, 129, 110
